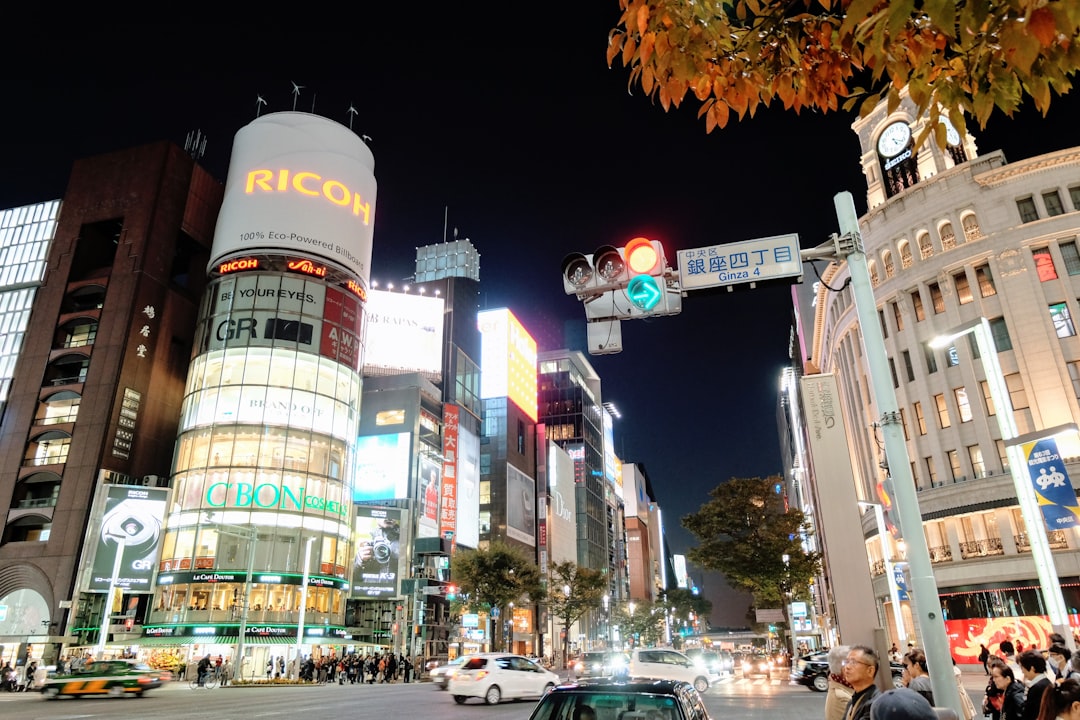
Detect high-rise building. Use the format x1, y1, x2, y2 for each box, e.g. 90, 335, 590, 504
0, 143, 222, 663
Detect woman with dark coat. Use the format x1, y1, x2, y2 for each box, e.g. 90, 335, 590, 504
990, 663, 1027, 720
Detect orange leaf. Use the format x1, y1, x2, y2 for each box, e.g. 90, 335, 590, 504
659, 85, 671, 111
622, 35, 637, 66
642, 65, 655, 94
712, 101, 730, 129
637, 3, 649, 34
694, 75, 712, 101
607, 33, 624, 66
640, 31, 656, 64
1029, 7, 1057, 48
705, 102, 718, 133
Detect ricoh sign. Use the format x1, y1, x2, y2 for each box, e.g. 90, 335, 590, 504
209, 112, 377, 285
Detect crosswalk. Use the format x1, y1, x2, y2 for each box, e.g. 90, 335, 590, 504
710, 675, 785, 686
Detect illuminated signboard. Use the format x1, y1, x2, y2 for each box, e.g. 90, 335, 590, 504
362, 289, 444, 380
353, 432, 411, 501
287, 258, 328, 277
209, 113, 377, 284
439, 405, 459, 546
219, 257, 260, 274
505, 463, 537, 547
89, 485, 168, 591
352, 506, 402, 598
478, 308, 538, 422
417, 454, 441, 539
454, 421, 481, 549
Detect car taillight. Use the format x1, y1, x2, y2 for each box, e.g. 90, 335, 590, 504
475, 670, 489, 680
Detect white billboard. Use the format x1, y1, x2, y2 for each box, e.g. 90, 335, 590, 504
547, 443, 577, 565
505, 462, 536, 546
455, 422, 481, 548
362, 289, 444, 380
209, 112, 377, 284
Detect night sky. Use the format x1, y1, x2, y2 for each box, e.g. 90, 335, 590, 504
5, 12, 1079, 625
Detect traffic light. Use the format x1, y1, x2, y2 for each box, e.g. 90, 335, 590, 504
446, 584, 457, 601
561, 238, 680, 315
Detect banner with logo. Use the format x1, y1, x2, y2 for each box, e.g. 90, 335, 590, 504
1022, 436, 1080, 530
89, 485, 168, 591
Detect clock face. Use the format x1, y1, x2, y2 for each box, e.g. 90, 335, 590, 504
877, 121, 911, 157
943, 117, 961, 147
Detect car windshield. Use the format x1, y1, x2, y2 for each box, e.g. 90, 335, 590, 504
532, 691, 684, 720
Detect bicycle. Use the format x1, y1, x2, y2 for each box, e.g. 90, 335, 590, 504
189, 673, 219, 689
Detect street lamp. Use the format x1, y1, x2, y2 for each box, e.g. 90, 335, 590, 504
857, 502, 907, 648
602, 594, 610, 648
931, 317, 1076, 648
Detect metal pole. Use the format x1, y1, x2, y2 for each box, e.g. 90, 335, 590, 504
833, 191, 963, 716
294, 537, 315, 679
235, 527, 257, 681
969, 319, 1075, 649
96, 533, 125, 660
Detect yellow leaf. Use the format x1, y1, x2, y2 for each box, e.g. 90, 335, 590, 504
1000, 18, 1041, 74
841, 0, 881, 38
637, 3, 649, 34
858, 92, 880, 118
922, 0, 956, 37
972, 88, 994, 127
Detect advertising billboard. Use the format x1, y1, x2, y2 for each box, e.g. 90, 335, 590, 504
209, 113, 377, 285
417, 453, 441, 539
353, 432, 411, 502
363, 289, 444, 380
438, 405, 459, 545
478, 308, 538, 421
90, 485, 168, 591
505, 463, 536, 546
547, 443, 578, 565
455, 421, 481, 549
352, 506, 402, 598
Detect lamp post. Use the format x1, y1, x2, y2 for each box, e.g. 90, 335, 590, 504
294, 536, 315, 679
602, 594, 610, 649
562, 584, 571, 667
95, 531, 126, 660
858, 502, 907, 648
931, 317, 1075, 649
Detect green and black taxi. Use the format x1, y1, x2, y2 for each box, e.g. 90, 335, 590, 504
41, 660, 164, 699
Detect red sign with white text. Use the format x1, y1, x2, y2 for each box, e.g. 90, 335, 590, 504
440, 405, 460, 550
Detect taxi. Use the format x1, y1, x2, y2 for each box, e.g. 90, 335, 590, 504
41, 659, 164, 699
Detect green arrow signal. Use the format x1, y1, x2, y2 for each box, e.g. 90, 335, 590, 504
627, 275, 662, 310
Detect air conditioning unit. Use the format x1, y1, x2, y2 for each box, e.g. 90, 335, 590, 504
143, 475, 160, 486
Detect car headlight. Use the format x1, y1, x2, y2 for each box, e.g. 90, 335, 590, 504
741, 661, 751, 669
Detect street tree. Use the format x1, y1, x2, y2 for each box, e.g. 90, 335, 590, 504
546, 561, 607, 665
682, 476, 821, 653
608, 0, 1080, 143
660, 587, 712, 644
612, 599, 666, 648
451, 541, 544, 650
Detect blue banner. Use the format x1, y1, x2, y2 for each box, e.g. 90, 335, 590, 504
892, 562, 909, 601
1023, 437, 1080, 530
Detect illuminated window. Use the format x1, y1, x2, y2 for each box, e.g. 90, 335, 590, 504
869, 260, 880, 286
961, 213, 981, 241
975, 265, 996, 296
940, 222, 956, 250
376, 409, 406, 425
954, 271, 972, 304
913, 401, 927, 435
980, 380, 996, 416
929, 282, 945, 313
934, 393, 951, 428
1005, 373, 1028, 410
899, 240, 913, 269
1044, 190, 1065, 217
954, 388, 973, 422
918, 232, 934, 259
1050, 302, 1076, 338
892, 302, 904, 331
911, 290, 925, 321
968, 445, 985, 478
947, 450, 962, 481
925, 456, 938, 486
1033, 247, 1058, 281
899, 407, 909, 439
996, 440, 1009, 473
883, 250, 895, 278
1017, 197, 1039, 223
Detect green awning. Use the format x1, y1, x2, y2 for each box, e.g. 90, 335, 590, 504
137, 635, 347, 646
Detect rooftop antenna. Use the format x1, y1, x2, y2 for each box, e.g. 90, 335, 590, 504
255, 94, 267, 117
347, 103, 358, 130
184, 130, 207, 161
442, 206, 449, 243
291, 81, 304, 111
310, 92, 316, 113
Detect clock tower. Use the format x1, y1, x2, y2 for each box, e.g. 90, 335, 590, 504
852, 89, 979, 209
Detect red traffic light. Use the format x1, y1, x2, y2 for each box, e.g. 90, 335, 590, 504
624, 237, 664, 276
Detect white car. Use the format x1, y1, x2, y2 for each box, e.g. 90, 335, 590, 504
430, 656, 469, 690
448, 653, 559, 704
626, 648, 716, 693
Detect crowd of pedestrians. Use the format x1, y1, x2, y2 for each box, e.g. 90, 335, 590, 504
290, 652, 415, 685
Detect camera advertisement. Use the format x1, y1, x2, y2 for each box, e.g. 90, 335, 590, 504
89, 485, 168, 591
352, 506, 402, 598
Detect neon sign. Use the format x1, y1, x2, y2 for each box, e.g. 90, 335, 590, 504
245, 169, 372, 224
205, 481, 348, 517
287, 258, 328, 277
219, 258, 260, 274
345, 279, 368, 302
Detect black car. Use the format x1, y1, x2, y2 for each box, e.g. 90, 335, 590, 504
530, 679, 712, 720
791, 652, 905, 692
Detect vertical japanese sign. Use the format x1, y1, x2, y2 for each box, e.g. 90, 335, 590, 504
440, 404, 460, 551
1022, 436, 1080, 529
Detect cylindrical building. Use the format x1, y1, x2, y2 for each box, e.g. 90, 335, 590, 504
143, 112, 375, 677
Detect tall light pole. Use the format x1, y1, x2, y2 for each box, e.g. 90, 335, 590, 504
96, 531, 126, 660
931, 317, 1076, 650
294, 536, 315, 679
602, 594, 610, 648
858, 502, 907, 647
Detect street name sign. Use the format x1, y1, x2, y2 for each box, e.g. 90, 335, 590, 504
677, 233, 801, 290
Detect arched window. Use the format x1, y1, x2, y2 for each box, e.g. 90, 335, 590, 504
918, 232, 934, 259
882, 250, 895, 278
961, 213, 981, 242
869, 260, 880, 286
898, 240, 913, 269
940, 222, 957, 250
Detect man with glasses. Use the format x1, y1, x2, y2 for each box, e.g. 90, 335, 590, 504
842, 645, 881, 720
